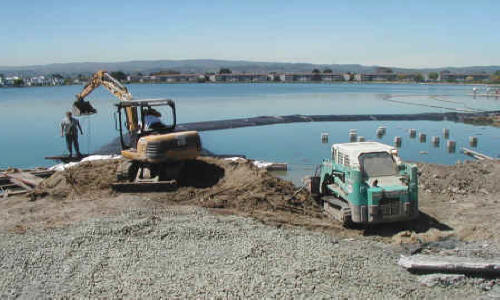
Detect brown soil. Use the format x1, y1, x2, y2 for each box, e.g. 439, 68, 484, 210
1, 157, 499, 245
415, 160, 500, 244
35, 159, 123, 199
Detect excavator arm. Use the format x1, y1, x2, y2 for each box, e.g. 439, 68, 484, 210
73, 70, 138, 132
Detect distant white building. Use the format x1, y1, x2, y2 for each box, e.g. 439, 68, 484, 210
25, 75, 64, 86
3, 76, 21, 86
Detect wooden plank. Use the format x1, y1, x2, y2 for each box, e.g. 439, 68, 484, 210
462, 147, 494, 160
0, 183, 19, 189
6, 172, 43, 186
399, 255, 500, 275
29, 170, 55, 178
45, 155, 89, 163
3, 190, 29, 197
6, 178, 33, 191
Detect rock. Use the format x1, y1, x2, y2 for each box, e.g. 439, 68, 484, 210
418, 274, 465, 287
479, 189, 489, 195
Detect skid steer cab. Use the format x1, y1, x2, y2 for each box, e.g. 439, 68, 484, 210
113, 99, 201, 191
309, 142, 419, 226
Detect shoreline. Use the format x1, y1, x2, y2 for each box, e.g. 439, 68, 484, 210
1, 81, 499, 89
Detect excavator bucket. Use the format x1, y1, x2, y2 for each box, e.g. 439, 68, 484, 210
72, 100, 97, 116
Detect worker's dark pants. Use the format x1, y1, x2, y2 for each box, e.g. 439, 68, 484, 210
65, 134, 81, 156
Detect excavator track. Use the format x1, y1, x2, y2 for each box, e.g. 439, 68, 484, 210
322, 196, 352, 226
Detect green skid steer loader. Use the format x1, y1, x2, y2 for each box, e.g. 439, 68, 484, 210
308, 142, 419, 226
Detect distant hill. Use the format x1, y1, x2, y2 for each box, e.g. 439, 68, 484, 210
0, 59, 499, 76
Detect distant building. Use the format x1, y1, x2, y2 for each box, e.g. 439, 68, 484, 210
152, 74, 202, 83
439, 72, 490, 82
343, 74, 352, 81
207, 73, 270, 82
320, 73, 343, 81
276, 73, 343, 82
3, 76, 21, 86
24, 75, 64, 86
354, 73, 397, 82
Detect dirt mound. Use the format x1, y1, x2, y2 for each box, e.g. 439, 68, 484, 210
144, 158, 317, 215
415, 159, 500, 245
417, 160, 500, 195
34, 157, 318, 218
36, 159, 123, 199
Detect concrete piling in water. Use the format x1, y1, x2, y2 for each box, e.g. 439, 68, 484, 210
409, 129, 417, 138
394, 136, 402, 147
419, 133, 427, 143
321, 132, 328, 143
443, 128, 450, 139
349, 130, 357, 142
447, 140, 456, 153
469, 136, 478, 147
431, 136, 440, 147
358, 136, 365, 142
376, 126, 386, 138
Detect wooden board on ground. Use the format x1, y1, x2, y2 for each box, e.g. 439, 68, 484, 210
399, 254, 500, 275
5, 178, 33, 191
111, 180, 178, 193
45, 154, 90, 163
6, 172, 43, 186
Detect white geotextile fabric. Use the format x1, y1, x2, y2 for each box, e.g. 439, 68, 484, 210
223, 157, 275, 169
49, 155, 121, 171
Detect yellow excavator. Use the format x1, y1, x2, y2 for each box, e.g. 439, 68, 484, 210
73, 70, 201, 190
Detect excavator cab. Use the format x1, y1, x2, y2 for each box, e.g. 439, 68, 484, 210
115, 98, 179, 149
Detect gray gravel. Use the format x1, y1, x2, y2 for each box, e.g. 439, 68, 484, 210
0, 206, 493, 298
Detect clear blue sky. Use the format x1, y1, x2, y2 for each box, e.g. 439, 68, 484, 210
1, 0, 498, 68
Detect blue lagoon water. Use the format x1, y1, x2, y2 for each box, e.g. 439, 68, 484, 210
1, 83, 499, 183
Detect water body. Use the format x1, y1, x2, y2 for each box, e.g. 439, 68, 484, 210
1, 83, 499, 182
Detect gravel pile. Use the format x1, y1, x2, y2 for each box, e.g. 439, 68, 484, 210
0, 206, 490, 298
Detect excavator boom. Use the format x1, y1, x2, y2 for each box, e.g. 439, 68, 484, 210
73, 70, 138, 132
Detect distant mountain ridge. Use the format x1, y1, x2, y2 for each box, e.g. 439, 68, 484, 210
0, 59, 498, 76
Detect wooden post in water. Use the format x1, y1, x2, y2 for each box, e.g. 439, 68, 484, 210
443, 128, 450, 139
349, 130, 357, 142
409, 129, 416, 138
431, 136, 440, 147
447, 140, 456, 153
469, 136, 478, 147
419, 133, 427, 143
394, 136, 402, 147
321, 132, 329, 143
